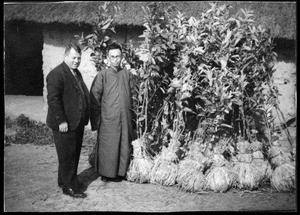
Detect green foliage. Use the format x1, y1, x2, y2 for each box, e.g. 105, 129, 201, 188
132, 3, 171, 138
129, 2, 279, 148
5, 115, 97, 148
75, 1, 120, 71
5, 115, 14, 128
75, 2, 280, 154
5, 114, 54, 146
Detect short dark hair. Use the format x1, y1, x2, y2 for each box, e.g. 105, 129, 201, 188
65, 43, 81, 55
107, 42, 122, 53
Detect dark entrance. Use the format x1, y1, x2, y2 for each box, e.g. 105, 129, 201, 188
5, 20, 44, 96
273, 38, 296, 63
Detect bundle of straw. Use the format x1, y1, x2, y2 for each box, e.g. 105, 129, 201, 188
236, 141, 252, 154
213, 143, 226, 154
211, 154, 228, 166
176, 158, 206, 192
205, 166, 236, 192
250, 141, 272, 183
267, 142, 295, 191
250, 141, 263, 152
236, 153, 253, 163
127, 138, 154, 183
268, 143, 293, 165
233, 140, 272, 190
251, 158, 273, 184
203, 147, 237, 192
270, 162, 295, 192
267, 146, 286, 159
233, 163, 259, 190
149, 146, 179, 186
150, 157, 178, 186
271, 152, 293, 167
252, 151, 264, 159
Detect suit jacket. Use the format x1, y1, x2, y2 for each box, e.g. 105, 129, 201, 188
46, 61, 90, 131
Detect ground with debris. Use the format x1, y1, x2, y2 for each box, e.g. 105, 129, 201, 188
4, 143, 296, 212
4, 87, 296, 212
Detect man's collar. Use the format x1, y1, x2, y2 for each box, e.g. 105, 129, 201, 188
111, 65, 121, 72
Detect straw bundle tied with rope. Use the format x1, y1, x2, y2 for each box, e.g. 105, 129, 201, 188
150, 157, 178, 186
268, 142, 295, 191
233, 162, 259, 190
127, 138, 154, 183
270, 162, 295, 192
204, 140, 236, 192
250, 140, 263, 152
250, 141, 272, 182
267, 145, 287, 159
268, 142, 294, 167
176, 156, 207, 192
236, 153, 253, 163
252, 150, 264, 159
237, 141, 252, 154
149, 146, 179, 186
206, 166, 236, 192
271, 152, 293, 167
233, 141, 272, 190
252, 158, 273, 182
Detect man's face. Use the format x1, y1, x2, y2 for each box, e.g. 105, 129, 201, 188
108, 49, 122, 68
64, 48, 81, 70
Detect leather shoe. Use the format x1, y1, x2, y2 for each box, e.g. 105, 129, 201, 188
62, 187, 87, 198
117, 175, 125, 181
78, 182, 85, 188
101, 176, 123, 182
60, 183, 84, 189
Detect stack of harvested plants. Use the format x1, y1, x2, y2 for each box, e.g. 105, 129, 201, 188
233, 140, 274, 190
176, 142, 209, 192
205, 139, 236, 193
250, 141, 273, 186
150, 139, 179, 186
127, 138, 154, 183
233, 140, 258, 190
268, 140, 295, 192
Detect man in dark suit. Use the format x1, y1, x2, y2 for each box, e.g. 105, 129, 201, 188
46, 43, 90, 198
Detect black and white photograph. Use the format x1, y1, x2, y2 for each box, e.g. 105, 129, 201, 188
4, 1, 296, 212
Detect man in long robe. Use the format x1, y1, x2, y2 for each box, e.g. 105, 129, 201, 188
90, 43, 133, 182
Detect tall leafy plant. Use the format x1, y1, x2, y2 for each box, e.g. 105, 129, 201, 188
75, 1, 120, 71
132, 3, 174, 145
173, 3, 279, 144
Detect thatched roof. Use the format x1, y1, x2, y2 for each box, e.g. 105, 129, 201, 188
4, 1, 296, 39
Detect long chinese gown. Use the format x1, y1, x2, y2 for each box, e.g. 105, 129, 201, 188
90, 67, 133, 178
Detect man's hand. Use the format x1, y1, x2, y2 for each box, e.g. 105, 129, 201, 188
59, 122, 68, 133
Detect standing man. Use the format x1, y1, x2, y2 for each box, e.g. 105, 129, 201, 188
90, 43, 133, 182
46, 43, 90, 198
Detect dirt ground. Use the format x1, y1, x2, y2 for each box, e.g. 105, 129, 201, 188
4, 95, 297, 212
4, 144, 297, 212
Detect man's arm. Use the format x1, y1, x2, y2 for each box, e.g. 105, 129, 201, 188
90, 72, 104, 131
46, 70, 68, 126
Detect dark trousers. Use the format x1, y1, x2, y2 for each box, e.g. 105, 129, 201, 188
52, 124, 84, 191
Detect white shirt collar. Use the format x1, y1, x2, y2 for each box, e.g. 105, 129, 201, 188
70, 69, 77, 76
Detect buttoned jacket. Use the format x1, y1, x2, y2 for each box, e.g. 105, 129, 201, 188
46, 61, 90, 131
